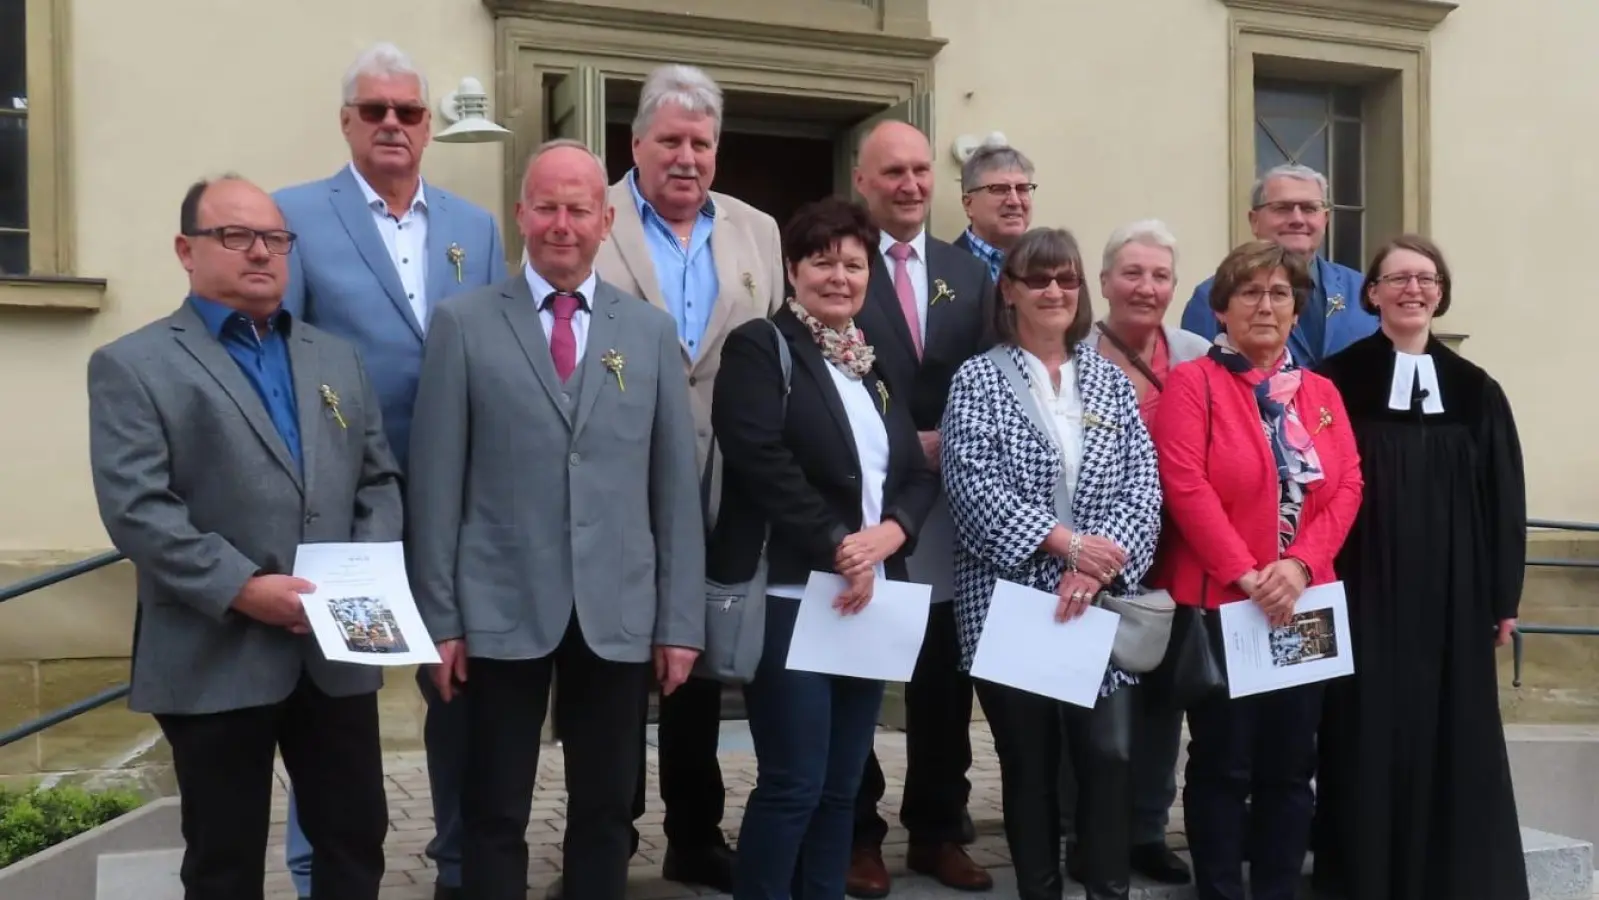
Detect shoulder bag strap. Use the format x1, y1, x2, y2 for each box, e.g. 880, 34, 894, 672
701, 319, 793, 535
1096, 322, 1164, 392
985, 345, 1073, 526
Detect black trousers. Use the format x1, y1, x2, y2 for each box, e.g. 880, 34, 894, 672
155, 676, 386, 900
461, 617, 651, 900
626, 673, 727, 851
853, 601, 973, 847
977, 680, 1133, 900
1184, 683, 1323, 900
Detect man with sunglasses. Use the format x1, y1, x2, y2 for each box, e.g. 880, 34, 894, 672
952, 141, 1035, 282
275, 41, 507, 900
86, 175, 401, 900
1180, 163, 1375, 368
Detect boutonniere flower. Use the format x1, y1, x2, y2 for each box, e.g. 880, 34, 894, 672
931, 278, 956, 306
1326, 294, 1346, 318
876, 380, 890, 415
1314, 406, 1334, 434
319, 385, 347, 430
1084, 411, 1120, 431
742, 272, 756, 299
446, 243, 465, 283
601, 349, 626, 391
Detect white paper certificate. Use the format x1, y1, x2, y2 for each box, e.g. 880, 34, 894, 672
291, 541, 441, 667
1218, 581, 1354, 698
784, 571, 931, 682
969, 580, 1120, 709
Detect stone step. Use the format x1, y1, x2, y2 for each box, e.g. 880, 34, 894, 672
92, 826, 1591, 900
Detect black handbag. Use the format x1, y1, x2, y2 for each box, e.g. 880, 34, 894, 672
1154, 372, 1229, 709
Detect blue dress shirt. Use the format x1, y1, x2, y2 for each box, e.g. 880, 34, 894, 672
188, 295, 302, 473
627, 168, 718, 358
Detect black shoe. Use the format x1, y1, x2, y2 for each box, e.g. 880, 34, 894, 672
543, 877, 562, 900
662, 842, 736, 892
1065, 837, 1084, 883
1130, 841, 1191, 884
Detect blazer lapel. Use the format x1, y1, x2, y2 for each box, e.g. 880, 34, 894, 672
783, 315, 861, 474
866, 253, 917, 360
169, 307, 303, 491
500, 278, 572, 429
289, 329, 326, 502
1072, 354, 1119, 519
696, 207, 748, 373
327, 168, 425, 341
607, 183, 667, 309
921, 241, 957, 356
572, 285, 622, 439
422, 191, 455, 328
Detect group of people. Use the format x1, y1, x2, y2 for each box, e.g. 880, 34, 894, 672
83, 37, 1531, 900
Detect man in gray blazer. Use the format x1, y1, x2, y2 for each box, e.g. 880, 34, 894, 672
408, 139, 704, 900
274, 42, 507, 900
87, 175, 402, 900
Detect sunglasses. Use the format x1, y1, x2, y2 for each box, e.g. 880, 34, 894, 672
348, 102, 427, 126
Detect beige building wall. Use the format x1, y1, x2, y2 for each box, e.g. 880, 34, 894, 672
1, 0, 1593, 665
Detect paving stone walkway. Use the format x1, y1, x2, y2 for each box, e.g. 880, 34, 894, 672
261, 721, 1189, 899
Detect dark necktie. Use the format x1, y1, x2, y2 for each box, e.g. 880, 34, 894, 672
546, 291, 582, 382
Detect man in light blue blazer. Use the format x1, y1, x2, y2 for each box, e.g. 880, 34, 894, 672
274, 42, 507, 900
1180, 163, 1375, 368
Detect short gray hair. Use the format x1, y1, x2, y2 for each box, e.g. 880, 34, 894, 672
631, 64, 723, 140
342, 42, 429, 105
519, 138, 608, 198
1102, 218, 1179, 273
1251, 163, 1329, 208
960, 143, 1035, 193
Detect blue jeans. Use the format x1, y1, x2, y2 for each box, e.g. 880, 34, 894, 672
285, 668, 466, 893
733, 596, 885, 900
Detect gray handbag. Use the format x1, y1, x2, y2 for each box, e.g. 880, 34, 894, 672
985, 346, 1175, 674
692, 318, 791, 685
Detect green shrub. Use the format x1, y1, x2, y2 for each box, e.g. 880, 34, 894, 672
0, 783, 144, 868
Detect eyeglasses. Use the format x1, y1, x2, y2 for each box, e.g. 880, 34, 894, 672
966, 182, 1037, 199
1254, 200, 1328, 216
1008, 271, 1081, 291
1376, 272, 1444, 289
187, 226, 297, 256
347, 101, 427, 126
1233, 287, 1296, 307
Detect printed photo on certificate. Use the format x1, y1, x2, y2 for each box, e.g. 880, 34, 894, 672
1217, 581, 1354, 698
292, 541, 441, 667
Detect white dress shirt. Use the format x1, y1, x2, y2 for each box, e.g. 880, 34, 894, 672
524, 263, 596, 366
348, 163, 430, 329
878, 228, 930, 347
769, 364, 891, 599
1020, 350, 1085, 528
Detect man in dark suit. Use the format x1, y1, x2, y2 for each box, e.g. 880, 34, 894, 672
86, 175, 402, 900
407, 139, 705, 900
274, 42, 507, 900
846, 119, 995, 897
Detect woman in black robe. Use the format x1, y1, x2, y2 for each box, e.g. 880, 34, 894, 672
1312, 234, 1528, 900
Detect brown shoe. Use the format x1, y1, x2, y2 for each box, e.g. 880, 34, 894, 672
907, 842, 994, 891
845, 846, 892, 898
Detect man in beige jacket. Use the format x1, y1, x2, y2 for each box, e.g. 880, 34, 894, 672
545, 62, 784, 900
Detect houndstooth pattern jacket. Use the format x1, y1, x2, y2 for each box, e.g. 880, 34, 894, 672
940, 343, 1163, 698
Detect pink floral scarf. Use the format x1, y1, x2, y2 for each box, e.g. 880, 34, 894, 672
786, 298, 876, 379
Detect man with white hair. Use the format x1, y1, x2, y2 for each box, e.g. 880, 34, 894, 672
275, 41, 508, 900
951, 142, 1035, 280
1179, 163, 1374, 367
543, 62, 782, 899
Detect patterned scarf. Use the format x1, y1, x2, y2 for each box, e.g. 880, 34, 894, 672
1207, 335, 1324, 494
786, 297, 876, 379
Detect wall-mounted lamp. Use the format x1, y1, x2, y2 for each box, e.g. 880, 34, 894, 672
435, 77, 512, 144
950, 131, 1010, 165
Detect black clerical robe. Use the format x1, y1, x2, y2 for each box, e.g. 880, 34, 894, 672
1311, 329, 1529, 900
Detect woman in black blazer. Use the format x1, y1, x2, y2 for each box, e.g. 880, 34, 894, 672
710, 197, 938, 900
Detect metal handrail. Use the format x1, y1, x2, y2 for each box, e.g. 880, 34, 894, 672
1513, 520, 1599, 686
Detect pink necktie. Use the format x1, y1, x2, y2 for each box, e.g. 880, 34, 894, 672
887, 242, 923, 358
547, 292, 580, 382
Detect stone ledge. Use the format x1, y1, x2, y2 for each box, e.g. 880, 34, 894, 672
0, 275, 108, 311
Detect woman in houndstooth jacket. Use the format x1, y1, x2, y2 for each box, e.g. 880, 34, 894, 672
939, 227, 1163, 900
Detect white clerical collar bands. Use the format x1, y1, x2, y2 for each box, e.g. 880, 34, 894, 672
1389, 351, 1445, 414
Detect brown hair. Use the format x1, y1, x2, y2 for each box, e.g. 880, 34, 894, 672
1208, 240, 1313, 316
781, 197, 880, 268
1361, 233, 1452, 316
992, 227, 1095, 348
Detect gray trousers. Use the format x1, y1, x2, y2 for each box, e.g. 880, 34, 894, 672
1061, 686, 1183, 845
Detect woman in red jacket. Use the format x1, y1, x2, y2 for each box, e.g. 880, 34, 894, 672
1148, 240, 1362, 900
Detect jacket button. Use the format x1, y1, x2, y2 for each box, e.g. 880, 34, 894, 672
569, 453, 581, 467
689, 376, 698, 387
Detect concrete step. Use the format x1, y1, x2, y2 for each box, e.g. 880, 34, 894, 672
85, 826, 1593, 900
